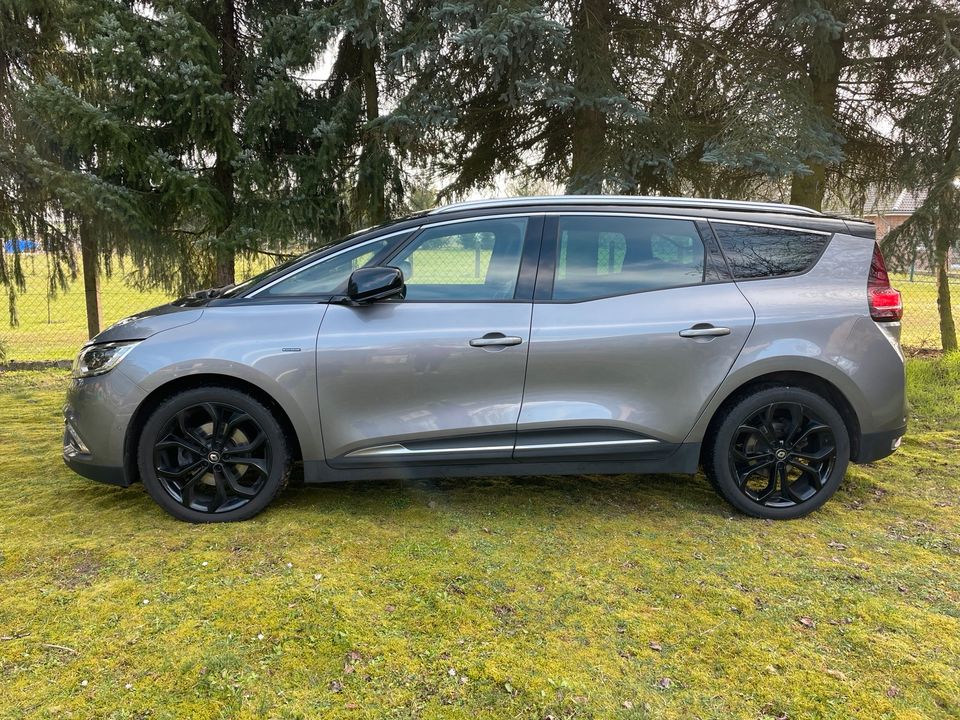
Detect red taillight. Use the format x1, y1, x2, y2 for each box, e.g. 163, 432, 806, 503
868, 244, 902, 321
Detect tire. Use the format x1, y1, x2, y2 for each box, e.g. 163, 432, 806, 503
137, 387, 290, 523
704, 386, 850, 520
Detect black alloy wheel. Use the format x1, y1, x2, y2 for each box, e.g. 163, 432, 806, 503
705, 386, 849, 519
139, 388, 289, 522
730, 401, 836, 508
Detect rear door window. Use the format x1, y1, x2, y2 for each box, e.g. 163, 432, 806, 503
550, 216, 705, 301
711, 223, 830, 279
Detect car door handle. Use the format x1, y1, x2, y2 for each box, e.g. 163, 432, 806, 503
469, 333, 523, 348
679, 325, 731, 338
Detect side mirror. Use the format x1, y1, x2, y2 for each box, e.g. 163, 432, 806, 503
346, 266, 406, 304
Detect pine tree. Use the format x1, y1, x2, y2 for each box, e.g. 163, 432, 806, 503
882, 5, 960, 352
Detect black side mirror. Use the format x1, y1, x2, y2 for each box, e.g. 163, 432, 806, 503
346, 266, 406, 304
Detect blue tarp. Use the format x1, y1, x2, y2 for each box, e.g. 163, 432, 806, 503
2, 239, 38, 253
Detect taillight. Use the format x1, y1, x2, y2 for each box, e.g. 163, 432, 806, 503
868, 243, 902, 321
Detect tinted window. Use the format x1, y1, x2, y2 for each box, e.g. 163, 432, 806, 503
261, 238, 392, 296
552, 216, 705, 301
391, 217, 528, 301
711, 223, 830, 279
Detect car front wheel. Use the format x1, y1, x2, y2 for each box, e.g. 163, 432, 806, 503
138, 387, 289, 522
704, 386, 850, 519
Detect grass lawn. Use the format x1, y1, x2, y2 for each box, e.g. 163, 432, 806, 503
0, 358, 958, 719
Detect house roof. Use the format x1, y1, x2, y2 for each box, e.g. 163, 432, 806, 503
862, 188, 928, 217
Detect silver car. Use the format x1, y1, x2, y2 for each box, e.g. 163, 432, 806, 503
63, 196, 907, 522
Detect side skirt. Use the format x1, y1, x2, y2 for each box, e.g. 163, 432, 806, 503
302, 443, 702, 484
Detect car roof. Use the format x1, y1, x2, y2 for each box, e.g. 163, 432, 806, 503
428, 195, 823, 218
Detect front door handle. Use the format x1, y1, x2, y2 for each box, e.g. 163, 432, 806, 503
469, 333, 523, 348
679, 324, 731, 338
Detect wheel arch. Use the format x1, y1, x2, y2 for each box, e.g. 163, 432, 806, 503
699, 369, 862, 462
123, 374, 305, 484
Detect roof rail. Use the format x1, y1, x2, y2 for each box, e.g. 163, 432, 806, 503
428, 195, 822, 217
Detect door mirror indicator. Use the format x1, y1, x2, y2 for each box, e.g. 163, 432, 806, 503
343, 266, 406, 304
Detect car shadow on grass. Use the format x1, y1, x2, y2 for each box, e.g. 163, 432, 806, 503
271, 470, 730, 519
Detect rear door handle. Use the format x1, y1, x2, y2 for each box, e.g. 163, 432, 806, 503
469, 333, 523, 348
679, 325, 731, 338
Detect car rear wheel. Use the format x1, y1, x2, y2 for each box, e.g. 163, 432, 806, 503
704, 386, 850, 519
138, 387, 289, 522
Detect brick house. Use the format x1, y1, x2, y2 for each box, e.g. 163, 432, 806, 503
860, 188, 927, 242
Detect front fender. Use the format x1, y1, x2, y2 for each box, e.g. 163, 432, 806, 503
118, 304, 327, 462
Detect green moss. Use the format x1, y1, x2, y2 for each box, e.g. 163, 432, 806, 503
0, 360, 958, 718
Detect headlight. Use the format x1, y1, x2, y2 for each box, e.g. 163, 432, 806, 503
72, 341, 140, 378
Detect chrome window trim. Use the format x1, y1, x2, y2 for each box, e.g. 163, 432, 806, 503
248, 230, 413, 297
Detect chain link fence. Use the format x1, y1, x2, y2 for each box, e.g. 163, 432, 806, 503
0, 250, 956, 364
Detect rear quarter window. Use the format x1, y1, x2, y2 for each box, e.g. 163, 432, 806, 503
711, 223, 830, 279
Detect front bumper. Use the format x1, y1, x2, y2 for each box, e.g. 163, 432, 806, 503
854, 424, 907, 464
62, 369, 143, 487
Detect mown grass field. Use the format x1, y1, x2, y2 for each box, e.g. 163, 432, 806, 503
0, 254, 955, 362
0, 357, 958, 719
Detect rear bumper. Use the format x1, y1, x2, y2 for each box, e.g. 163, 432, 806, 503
853, 425, 906, 464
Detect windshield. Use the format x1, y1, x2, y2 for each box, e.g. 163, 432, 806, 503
219, 215, 425, 298
219, 251, 320, 298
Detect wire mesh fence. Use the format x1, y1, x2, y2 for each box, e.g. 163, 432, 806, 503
0, 251, 956, 363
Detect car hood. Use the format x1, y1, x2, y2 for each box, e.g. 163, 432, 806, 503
90, 303, 204, 344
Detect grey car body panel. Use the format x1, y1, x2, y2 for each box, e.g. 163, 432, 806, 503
516, 283, 756, 446
683, 232, 907, 445
109, 304, 328, 464
62, 198, 907, 493
316, 302, 533, 464
91, 303, 204, 344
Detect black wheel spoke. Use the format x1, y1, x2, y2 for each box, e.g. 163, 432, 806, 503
760, 404, 778, 443
156, 436, 204, 456
223, 412, 253, 438
179, 465, 207, 509
222, 432, 266, 457
201, 403, 224, 444
779, 462, 805, 502
754, 470, 778, 502
788, 459, 823, 489
226, 457, 268, 477
791, 424, 830, 448
177, 413, 209, 450
210, 470, 230, 512
792, 444, 835, 463
781, 403, 804, 444
156, 458, 205, 480
737, 457, 776, 486
221, 464, 258, 497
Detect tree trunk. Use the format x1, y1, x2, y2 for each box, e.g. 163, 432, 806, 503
789, 20, 845, 211
212, 0, 239, 286
935, 230, 958, 352
567, 0, 612, 194
79, 218, 101, 339
358, 39, 387, 225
